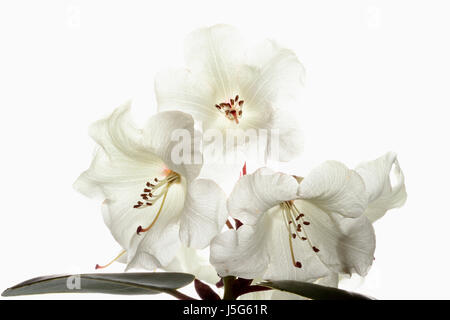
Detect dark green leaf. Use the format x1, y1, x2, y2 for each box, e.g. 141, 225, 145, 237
2, 272, 195, 297
260, 280, 374, 300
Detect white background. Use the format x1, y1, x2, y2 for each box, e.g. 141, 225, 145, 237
1, 0, 449, 300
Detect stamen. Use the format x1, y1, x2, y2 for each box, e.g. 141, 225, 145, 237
136, 188, 169, 235
95, 250, 126, 270
289, 202, 322, 257
214, 94, 244, 123
133, 172, 180, 209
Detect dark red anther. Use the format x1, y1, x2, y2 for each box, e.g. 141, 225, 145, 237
136, 226, 143, 235
230, 99, 235, 105
295, 215, 301, 221
154, 178, 158, 182
301, 237, 307, 241
297, 225, 301, 232
292, 234, 296, 239
146, 202, 152, 206
289, 221, 292, 224
95, 264, 101, 270
303, 221, 310, 225
215, 104, 221, 109
295, 261, 302, 268
234, 218, 243, 229
239, 100, 244, 106
133, 205, 140, 208
146, 182, 151, 187
312, 246, 320, 253
235, 95, 239, 101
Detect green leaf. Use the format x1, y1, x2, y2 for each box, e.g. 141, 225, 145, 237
260, 280, 374, 300
2, 272, 195, 297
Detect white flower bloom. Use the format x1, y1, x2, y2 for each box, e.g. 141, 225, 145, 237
356, 152, 407, 223
74, 102, 228, 271
261, 153, 407, 299
155, 24, 305, 162
210, 165, 376, 282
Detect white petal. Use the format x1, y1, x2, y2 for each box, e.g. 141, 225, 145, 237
293, 200, 376, 277
210, 221, 271, 279
101, 176, 186, 260
265, 110, 304, 162
164, 246, 220, 285
298, 161, 368, 218
155, 68, 218, 124
240, 40, 305, 114
125, 180, 187, 269
227, 168, 299, 225
126, 222, 180, 271
263, 211, 330, 282
73, 103, 167, 199
179, 179, 228, 249
73, 104, 175, 250
356, 152, 407, 223
142, 110, 202, 182
316, 272, 339, 288
88, 101, 155, 164
184, 24, 244, 99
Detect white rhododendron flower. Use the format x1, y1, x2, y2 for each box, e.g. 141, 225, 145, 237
356, 152, 407, 223
74, 102, 228, 271
251, 152, 407, 299
210, 164, 376, 282
155, 24, 305, 162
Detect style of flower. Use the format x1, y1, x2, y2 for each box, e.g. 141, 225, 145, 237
155, 24, 305, 162
74, 102, 228, 271
210, 163, 376, 282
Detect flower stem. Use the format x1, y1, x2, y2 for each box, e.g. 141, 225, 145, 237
222, 276, 236, 300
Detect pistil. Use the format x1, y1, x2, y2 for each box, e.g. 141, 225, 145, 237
95, 250, 127, 270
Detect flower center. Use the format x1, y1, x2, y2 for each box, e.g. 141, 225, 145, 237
95, 171, 181, 270
215, 94, 244, 124
280, 201, 320, 269
133, 170, 181, 235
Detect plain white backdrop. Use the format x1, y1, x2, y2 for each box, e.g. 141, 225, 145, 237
1, 0, 449, 299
